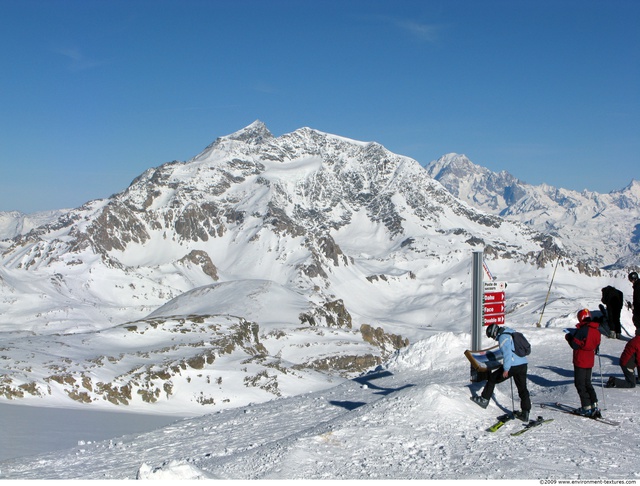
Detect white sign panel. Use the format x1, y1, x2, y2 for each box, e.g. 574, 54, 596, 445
483, 281, 507, 292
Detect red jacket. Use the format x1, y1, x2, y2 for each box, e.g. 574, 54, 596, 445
566, 321, 601, 368
620, 336, 640, 369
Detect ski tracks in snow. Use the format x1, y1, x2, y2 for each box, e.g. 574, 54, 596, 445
3, 330, 640, 480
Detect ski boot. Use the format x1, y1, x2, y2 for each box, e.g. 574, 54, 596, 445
572, 406, 592, 417
470, 396, 489, 409
514, 410, 530, 422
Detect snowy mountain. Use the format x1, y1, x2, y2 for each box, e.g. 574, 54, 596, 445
0, 209, 68, 241
425, 153, 640, 270
0, 122, 618, 418
1, 122, 638, 480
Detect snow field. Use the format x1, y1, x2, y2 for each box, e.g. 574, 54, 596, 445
2, 327, 639, 480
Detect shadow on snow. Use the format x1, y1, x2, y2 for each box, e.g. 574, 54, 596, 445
329, 370, 416, 411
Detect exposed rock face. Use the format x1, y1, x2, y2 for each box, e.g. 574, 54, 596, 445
299, 299, 353, 329
179, 250, 219, 281
360, 324, 410, 357
87, 201, 150, 252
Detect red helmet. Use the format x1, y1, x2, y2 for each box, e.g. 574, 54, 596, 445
577, 308, 591, 323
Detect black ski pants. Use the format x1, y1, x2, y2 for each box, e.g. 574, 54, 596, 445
574, 366, 598, 408
613, 365, 638, 388
481, 363, 530, 412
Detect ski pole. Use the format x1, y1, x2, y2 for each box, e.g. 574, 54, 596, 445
537, 257, 560, 327
598, 351, 606, 411
510, 376, 515, 416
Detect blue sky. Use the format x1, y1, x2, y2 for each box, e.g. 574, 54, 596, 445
1, 0, 638, 213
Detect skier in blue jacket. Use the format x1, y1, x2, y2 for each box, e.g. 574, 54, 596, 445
471, 324, 531, 421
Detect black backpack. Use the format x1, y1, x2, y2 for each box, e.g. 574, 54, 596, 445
502, 329, 531, 357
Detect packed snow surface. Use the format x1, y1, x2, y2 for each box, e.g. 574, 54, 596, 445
1, 323, 639, 480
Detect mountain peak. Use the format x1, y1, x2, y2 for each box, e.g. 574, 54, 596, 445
425, 153, 477, 179
191, 121, 274, 162
621, 179, 640, 195
225, 120, 274, 144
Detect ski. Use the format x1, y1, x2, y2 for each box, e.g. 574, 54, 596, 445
539, 402, 620, 426
487, 413, 513, 432
510, 416, 553, 436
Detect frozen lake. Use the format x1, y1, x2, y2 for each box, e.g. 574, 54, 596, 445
0, 402, 185, 462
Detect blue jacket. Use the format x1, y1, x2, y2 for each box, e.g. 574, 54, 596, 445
498, 327, 528, 371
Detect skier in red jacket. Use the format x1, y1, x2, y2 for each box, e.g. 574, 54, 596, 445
565, 309, 602, 417
606, 336, 640, 388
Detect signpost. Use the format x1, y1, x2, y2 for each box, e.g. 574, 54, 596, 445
483, 281, 506, 328
470, 253, 508, 382
471, 252, 484, 354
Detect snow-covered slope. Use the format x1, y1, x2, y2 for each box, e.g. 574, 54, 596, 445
1, 122, 638, 480
425, 153, 640, 269
0, 122, 619, 417
1, 317, 639, 480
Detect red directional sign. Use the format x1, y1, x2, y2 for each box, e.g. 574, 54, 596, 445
483, 314, 505, 325
483, 291, 505, 303
484, 303, 505, 315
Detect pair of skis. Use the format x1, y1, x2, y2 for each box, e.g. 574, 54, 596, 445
485, 401, 619, 436
487, 413, 553, 436
538, 402, 619, 426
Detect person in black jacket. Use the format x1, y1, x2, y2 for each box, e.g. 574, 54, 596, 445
601, 286, 624, 338
629, 272, 640, 336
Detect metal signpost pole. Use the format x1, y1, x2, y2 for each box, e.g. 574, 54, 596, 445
471, 251, 483, 381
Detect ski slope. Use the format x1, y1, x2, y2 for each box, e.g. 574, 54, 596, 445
1, 320, 638, 480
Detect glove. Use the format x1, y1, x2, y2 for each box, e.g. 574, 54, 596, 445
627, 300, 633, 311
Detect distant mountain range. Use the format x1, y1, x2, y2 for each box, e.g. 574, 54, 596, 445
425, 153, 639, 270
3, 141, 637, 271
0, 209, 69, 241
0, 122, 631, 414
